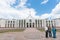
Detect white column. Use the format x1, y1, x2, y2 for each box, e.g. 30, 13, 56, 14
34, 23, 35, 28
31, 23, 33, 27
23, 20, 24, 28
22, 20, 23, 28
44, 19, 46, 27
39, 20, 40, 28
35, 20, 37, 28
40, 20, 42, 28
9, 21, 10, 28
24, 20, 25, 28
25, 20, 26, 28
42, 20, 43, 28
36, 20, 37, 28
53, 20, 55, 27
22, 20, 24, 28
28, 23, 29, 28
41, 20, 42, 28
32, 23, 33, 28
38, 20, 39, 28
19, 20, 20, 28
20, 20, 21, 28
37, 20, 38, 28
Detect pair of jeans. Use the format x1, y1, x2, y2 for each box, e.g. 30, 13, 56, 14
49, 31, 52, 37
45, 30, 48, 38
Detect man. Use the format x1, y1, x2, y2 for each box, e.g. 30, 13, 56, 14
45, 26, 48, 38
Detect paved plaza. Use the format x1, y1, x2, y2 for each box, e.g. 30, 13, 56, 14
0, 28, 60, 40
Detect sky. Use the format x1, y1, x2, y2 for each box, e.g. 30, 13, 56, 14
0, 0, 60, 19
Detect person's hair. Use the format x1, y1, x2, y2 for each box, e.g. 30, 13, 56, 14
52, 25, 54, 28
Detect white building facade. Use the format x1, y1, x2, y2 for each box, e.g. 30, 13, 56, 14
0, 16, 60, 29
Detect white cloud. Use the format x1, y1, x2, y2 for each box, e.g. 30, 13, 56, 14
40, 13, 50, 19
0, 0, 60, 20
40, 2, 60, 19
51, 2, 60, 14
15, 0, 27, 8
41, 0, 48, 4
50, 2, 60, 19
0, 0, 38, 19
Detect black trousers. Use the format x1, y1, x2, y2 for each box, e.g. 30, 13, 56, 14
45, 30, 48, 38
49, 31, 52, 37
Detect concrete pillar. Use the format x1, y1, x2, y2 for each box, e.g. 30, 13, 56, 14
35, 20, 37, 28
39, 20, 41, 28
34, 23, 35, 28
22, 20, 23, 28
28, 23, 29, 28
19, 20, 20, 28
38, 20, 39, 28
23, 20, 24, 28
38, 20, 40, 28
37, 20, 38, 28
20, 20, 21, 28
25, 22, 27, 28
24, 20, 26, 28
24, 20, 25, 28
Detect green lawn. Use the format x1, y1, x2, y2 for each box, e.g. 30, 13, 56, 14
37, 29, 44, 32
0, 29, 25, 33
38, 29, 60, 32
56, 29, 60, 32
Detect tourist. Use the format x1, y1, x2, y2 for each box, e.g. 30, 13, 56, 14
45, 26, 48, 38
52, 25, 56, 38
48, 26, 52, 37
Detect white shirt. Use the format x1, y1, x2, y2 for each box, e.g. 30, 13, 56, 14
45, 27, 48, 31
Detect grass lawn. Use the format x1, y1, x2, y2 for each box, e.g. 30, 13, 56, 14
37, 29, 44, 32
38, 29, 60, 32
56, 29, 60, 32
0, 29, 25, 33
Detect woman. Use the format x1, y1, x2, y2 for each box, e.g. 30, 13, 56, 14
52, 26, 56, 38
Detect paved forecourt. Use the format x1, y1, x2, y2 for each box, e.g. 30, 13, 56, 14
0, 28, 60, 40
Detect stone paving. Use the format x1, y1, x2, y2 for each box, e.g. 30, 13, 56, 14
0, 28, 60, 40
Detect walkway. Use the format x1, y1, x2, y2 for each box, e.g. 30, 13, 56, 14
0, 28, 60, 40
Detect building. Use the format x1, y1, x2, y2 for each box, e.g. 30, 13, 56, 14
0, 15, 60, 29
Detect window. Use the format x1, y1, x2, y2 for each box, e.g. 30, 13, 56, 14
13, 21, 15, 23
11, 21, 12, 23
8, 21, 10, 23
29, 19, 32, 22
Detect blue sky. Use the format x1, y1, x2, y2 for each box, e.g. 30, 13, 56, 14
27, 0, 59, 15
12, 0, 59, 15
0, 0, 60, 19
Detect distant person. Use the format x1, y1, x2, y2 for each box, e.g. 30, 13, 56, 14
52, 26, 56, 38
48, 26, 52, 37
45, 26, 48, 38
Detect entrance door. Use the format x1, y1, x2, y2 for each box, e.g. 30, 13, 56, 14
27, 23, 28, 28
27, 23, 31, 28
33, 23, 34, 28
30, 23, 31, 28
26, 23, 34, 28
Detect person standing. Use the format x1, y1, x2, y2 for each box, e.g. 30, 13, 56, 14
48, 26, 52, 37
45, 26, 48, 38
52, 26, 56, 38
